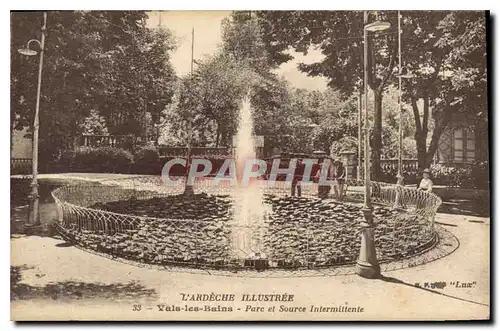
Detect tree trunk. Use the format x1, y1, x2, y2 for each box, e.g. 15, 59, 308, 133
10, 116, 15, 155
220, 129, 227, 148
412, 94, 452, 171
372, 90, 383, 180
414, 130, 428, 170
424, 109, 452, 168
412, 97, 426, 170
415, 132, 427, 170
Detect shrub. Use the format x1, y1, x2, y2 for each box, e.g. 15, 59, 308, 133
57, 150, 76, 172
69, 147, 134, 173
11, 177, 31, 206
430, 161, 489, 189
378, 161, 489, 189
430, 163, 472, 187
379, 169, 419, 185
133, 146, 161, 175
471, 161, 489, 190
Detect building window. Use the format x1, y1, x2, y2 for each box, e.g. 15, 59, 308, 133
453, 128, 475, 163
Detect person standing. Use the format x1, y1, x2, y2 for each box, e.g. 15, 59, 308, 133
315, 158, 333, 199
291, 158, 303, 197
333, 160, 346, 200
416, 168, 433, 210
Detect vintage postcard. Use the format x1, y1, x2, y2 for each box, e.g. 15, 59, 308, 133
10, 10, 490, 321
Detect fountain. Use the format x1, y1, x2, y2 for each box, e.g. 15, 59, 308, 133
230, 98, 271, 263
52, 98, 443, 273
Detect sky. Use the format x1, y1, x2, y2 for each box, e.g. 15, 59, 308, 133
147, 11, 328, 91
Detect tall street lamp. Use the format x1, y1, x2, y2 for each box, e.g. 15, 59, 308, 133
18, 12, 47, 229
396, 10, 415, 186
355, 88, 362, 182
356, 11, 390, 279
184, 27, 196, 196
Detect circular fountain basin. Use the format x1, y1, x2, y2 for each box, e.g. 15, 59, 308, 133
53, 177, 438, 271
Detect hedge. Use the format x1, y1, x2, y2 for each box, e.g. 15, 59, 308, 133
430, 161, 489, 190
378, 161, 489, 189
133, 146, 162, 175
62, 147, 134, 173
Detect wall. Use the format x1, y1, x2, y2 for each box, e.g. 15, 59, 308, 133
437, 123, 453, 164
11, 127, 32, 159
436, 115, 487, 164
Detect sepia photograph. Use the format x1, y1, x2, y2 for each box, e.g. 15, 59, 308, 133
9, 9, 490, 321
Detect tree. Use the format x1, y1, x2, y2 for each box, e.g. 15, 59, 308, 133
221, 11, 275, 74
255, 10, 487, 171
96, 18, 177, 138
79, 109, 108, 135
173, 54, 258, 148
378, 86, 416, 159
163, 12, 276, 150
310, 93, 358, 153
255, 10, 400, 179
11, 11, 177, 167
12, 11, 111, 166
401, 11, 487, 169
220, 12, 310, 152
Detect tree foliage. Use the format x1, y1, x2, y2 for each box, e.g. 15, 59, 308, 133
255, 10, 400, 178
79, 109, 108, 135
401, 11, 487, 168
221, 11, 275, 73
173, 54, 258, 147
166, 11, 419, 161
166, 11, 292, 149
255, 10, 487, 170
11, 11, 177, 163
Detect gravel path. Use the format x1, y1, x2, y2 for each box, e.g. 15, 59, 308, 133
11, 212, 489, 321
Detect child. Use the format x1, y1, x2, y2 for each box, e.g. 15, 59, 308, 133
417, 168, 433, 192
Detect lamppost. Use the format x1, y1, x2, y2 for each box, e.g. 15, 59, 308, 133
396, 11, 415, 186
184, 27, 196, 195
17, 12, 47, 229
354, 88, 363, 182
356, 11, 390, 279
394, 11, 415, 209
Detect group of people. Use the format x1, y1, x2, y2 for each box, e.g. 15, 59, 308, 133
291, 158, 346, 200
290, 160, 434, 200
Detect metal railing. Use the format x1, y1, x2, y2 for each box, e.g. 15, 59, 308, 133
53, 176, 442, 271
158, 146, 234, 158
80, 134, 135, 148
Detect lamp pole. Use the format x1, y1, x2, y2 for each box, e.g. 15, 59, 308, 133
363, 11, 371, 212
357, 90, 362, 182
397, 10, 404, 186
191, 27, 195, 75
184, 27, 195, 195
18, 12, 47, 228
355, 11, 390, 279
394, 12, 416, 208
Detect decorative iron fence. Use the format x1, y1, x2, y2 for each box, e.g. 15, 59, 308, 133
53, 176, 441, 271
158, 146, 234, 158
79, 135, 135, 149
379, 159, 419, 184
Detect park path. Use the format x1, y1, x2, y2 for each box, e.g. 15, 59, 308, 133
11, 209, 489, 321
10, 173, 489, 320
